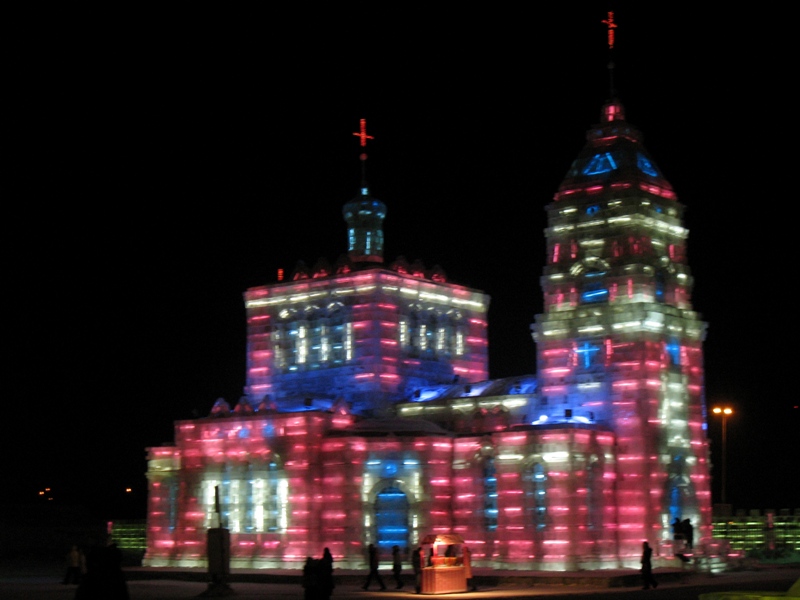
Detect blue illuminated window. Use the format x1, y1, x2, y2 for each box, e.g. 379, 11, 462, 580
375, 487, 409, 553
581, 287, 608, 303
582, 152, 617, 175
483, 457, 498, 532
637, 153, 658, 176
655, 269, 666, 302
524, 462, 548, 530
575, 341, 600, 369
666, 339, 681, 366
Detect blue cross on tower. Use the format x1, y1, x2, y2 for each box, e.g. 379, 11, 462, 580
575, 341, 600, 369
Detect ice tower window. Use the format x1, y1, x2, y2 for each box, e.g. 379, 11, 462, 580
582, 152, 617, 176
483, 457, 498, 532
636, 152, 658, 177
524, 462, 548, 531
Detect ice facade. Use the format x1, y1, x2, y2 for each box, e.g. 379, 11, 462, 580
144, 98, 715, 571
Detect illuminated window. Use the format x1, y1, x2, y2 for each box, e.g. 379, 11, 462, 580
582, 152, 618, 176
375, 486, 409, 554
575, 341, 601, 369
637, 152, 658, 177
524, 462, 548, 530
666, 339, 681, 366
263, 461, 285, 533
580, 271, 608, 304
483, 457, 498, 531
586, 457, 603, 531
655, 270, 666, 302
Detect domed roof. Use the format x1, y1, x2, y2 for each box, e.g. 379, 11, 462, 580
555, 98, 676, 203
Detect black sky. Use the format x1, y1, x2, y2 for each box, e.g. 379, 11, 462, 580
6, 5, 797, 519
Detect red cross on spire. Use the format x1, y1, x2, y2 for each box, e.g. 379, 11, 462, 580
602, 11, 617, 49
353, 118, 374, 147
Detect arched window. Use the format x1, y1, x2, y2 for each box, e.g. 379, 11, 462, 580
483, 457, 498, 531
586, 457, 603, 530
524, 462, 548, 530
375, 486, 409, 554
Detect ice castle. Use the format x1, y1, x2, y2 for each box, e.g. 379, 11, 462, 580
143, 55, 718, 572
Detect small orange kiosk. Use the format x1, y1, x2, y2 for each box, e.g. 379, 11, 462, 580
419, 533, 467, 594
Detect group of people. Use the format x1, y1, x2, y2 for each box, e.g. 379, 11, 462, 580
71, 535, 130, 600
640, 517, 696, 590
365, 542, 475, 594
302, 547, 335, 600
312, 542, 474, 596
672, 517, 694, 562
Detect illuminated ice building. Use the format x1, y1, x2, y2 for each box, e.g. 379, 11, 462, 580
144, 99, 716, 571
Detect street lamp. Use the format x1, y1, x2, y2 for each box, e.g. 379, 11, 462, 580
712, 406, 734, 504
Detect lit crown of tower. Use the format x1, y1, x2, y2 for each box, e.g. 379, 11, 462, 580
343, 118, 387, 264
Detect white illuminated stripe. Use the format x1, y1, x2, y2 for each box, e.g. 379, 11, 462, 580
577, 325, 604, 333
543, 451, 569, 462
543, 328, 569, 336
497, 454, 524, 461
612, 321, 642, 330
577, 382, 601, 390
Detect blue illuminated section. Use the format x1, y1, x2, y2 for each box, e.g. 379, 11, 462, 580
581, 288, 608, 303
575, 341, 600, 369
582, 152, 617, 176
483, 457, 498, 532
656, 269, 666, 302
375, 486, 409, 552
637, 152, 658, 176
666, 339, 681, 366
382, 461, 399, 477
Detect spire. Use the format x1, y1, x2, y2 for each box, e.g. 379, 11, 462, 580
343, 119, 387, 265
601, 11, 618, 100
600, 11, 624, 123
353, 118, 374, 195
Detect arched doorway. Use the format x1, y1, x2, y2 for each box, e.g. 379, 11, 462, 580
375, 486, 409, 554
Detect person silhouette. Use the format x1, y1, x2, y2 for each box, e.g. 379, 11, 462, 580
362, 543, 386, 591
320, 547, 334, 600
462, 545, 475, 591
640, 541, 658, 590
392, 545, 404, 589
682, 518, 694, 549
412, 546, 424, 594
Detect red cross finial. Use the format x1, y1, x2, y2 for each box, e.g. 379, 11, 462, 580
353, 118, 374, 147
602, 11, 617, 49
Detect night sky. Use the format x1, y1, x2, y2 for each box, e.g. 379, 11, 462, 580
6, 5, 797, 520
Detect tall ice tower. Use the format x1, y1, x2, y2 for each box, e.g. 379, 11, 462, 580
531, 81, 712, 554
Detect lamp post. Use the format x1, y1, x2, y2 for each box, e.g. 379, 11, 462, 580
712, 406, 734, 504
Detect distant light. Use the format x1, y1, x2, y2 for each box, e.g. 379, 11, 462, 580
125, 488, 133, 493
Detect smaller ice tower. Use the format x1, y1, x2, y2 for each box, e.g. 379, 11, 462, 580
343, 170, 386, 265
242, 119, 490, 416
343, 119, 386, 264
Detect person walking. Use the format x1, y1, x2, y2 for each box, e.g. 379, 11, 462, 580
640, 541, 658, 590
62, 544, 83, 585
412, 546, 424, 594
462, 545, 475, 591
320, 547, 334, 600
682, 518, 694, 550
362, 543, 386, 591
391, 545, 404, 589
